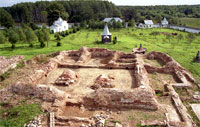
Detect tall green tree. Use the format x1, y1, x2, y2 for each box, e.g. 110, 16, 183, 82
116, 21, 123, 28
24, 26, 38, 47
128, 19, 135, 27
8, 29, 19, 49
0, 8, 15, 28
41, 24, 50, 47
112, 20, 117, 28
17, 28, 27, 42
80, 20, 87, 28
0, 32, 7, 44
41, 11, 48, 23
46, 2, 69, 25
36, 30, 46, 48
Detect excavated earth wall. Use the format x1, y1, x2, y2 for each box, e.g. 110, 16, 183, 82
0, 47, 197, 127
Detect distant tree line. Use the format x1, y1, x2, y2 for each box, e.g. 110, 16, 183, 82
119, 5, 200, 24
0, 0, 200, 29
1, 0, 120, 25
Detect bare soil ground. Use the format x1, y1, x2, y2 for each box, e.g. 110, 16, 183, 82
148, 72, 183, 123
43, 68, 135, 95
60, 105, 166, 127
148, 73, 176, 91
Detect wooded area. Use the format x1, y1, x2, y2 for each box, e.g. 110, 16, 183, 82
0, 0, 199, 27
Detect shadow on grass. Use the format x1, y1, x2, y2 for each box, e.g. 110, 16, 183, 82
0, 44, 44, 51
94, 40, 122, 45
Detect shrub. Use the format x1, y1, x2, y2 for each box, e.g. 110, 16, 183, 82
149, 31, 160, 36
60, 32, 65, 37
65, 31, 69, 36
113, 36, 117, 44
54, 33, 61, 41
57, 41, 61, 46
29, 43, 34, 48
8, 29, 19, 49
128, 19, 135, 27
24, 26, 37, 45
73, 28, 77, 33
40, 41, 45, 48
0, 32, 6, 44
80, 20, 87, 28
29, 22, 39, 30
17, 28, 27, 42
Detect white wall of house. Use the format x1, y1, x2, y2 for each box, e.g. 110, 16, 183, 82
50, 17, 68, 33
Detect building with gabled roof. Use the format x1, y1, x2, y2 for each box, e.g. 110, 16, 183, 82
101, 24, 112, 43
144, 20, 154, 28
50, 17, 68, 33
161, 17, 169, 27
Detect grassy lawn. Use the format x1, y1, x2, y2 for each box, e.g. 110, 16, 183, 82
0, 28, 200, 78
180, 18, 200, 29
0, 103, 42, 127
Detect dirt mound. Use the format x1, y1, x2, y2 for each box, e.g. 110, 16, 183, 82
55, 69, 79, 86
83, 88, 159, 110
90, 74, 115, 90
11, 83, 67, 102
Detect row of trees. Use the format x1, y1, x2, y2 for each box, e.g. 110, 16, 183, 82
0, 24, 49, 49
85, 20, 123, 29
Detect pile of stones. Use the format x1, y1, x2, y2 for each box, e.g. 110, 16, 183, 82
90, 74, 115, 90
55, 69, 79, 86
0, 56, 24, 75
24, 116, 42, 127
193, 91, 200, 101
81, 113, 109, 127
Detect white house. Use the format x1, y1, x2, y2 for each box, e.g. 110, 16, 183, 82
138, 20, 154, 28
161, 17, 169, 27
144, 20, 154, 28
50, 17, 68, 33
103, 17, 123, 23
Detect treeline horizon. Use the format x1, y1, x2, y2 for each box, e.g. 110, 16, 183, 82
0, 0, 200, 26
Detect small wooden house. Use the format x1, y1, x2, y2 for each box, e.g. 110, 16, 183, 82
101, 24, 112, 43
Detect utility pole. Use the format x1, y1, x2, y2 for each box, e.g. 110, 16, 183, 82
46, 27, 48, 47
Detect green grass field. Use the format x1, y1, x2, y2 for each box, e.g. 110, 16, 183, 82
180, 18, 200, 29
0, 28, 200, 78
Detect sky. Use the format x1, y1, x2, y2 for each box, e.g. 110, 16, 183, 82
0, 0, 200, 7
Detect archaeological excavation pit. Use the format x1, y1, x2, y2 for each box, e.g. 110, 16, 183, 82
0, 47, 198, 127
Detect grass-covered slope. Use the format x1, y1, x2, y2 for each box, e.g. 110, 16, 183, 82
0, 28, 200, 77
180, 18, 200, 29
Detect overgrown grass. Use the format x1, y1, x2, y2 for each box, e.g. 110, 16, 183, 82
180, 18, 200, 29
0, 103, 42, 127
0, 28, 200, 78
